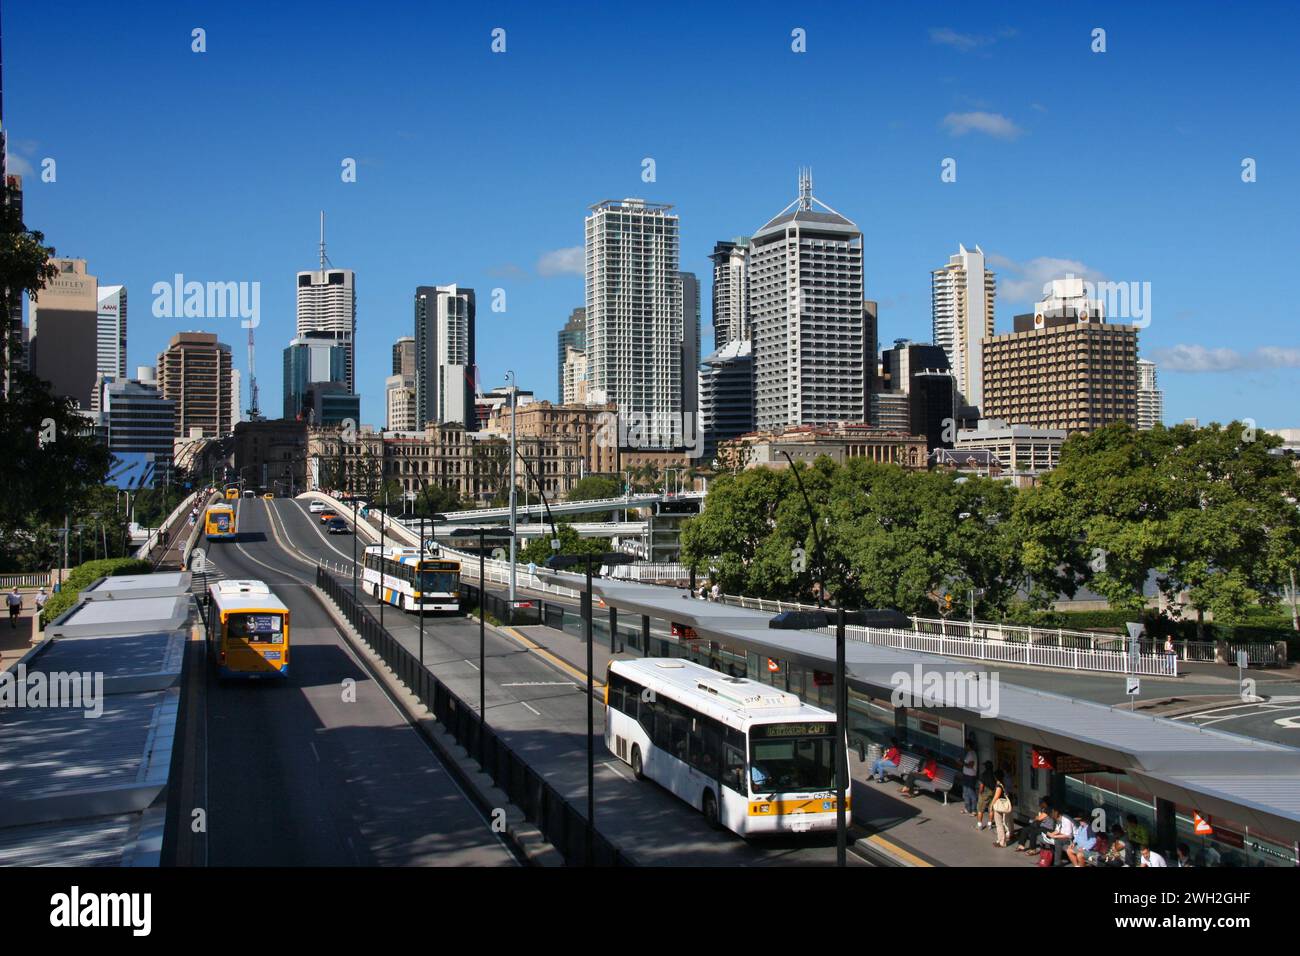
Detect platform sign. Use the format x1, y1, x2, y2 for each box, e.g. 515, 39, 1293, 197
1125, 676, 1141, 696
1030, 749, 1055, 770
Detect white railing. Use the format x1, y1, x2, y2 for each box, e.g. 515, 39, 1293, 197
820, 625, 1178, 676
910, 615, 1127, 651
135, 489, 202, 562
607, 562, 692, 583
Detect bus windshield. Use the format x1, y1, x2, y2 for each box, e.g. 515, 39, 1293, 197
227, 612, 284, 643
419, 570, 457, 594
748, 723, 836, 794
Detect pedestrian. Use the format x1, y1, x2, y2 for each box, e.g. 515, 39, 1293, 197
1011, 800, 1052, 852
1065, 813, 1097, 867
900, 749, 938, 798
1139, 844, 1168, 868
960, 739, 979, 815
1044, 808, 1076, 865
975, 759, 997, 829
990, 770, 1013, 847
1164, 634, 1176, 668
6, 587, 22, 629
34, 587, 48, 620
1124, 813, 1150, 867
870, 737, 902, 782
710, 581, 720, 602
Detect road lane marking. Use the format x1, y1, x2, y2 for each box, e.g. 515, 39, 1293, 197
603, 760, 631, 781
502, 681, 577, 687
463, 659, 480, 671
519, 701, 541, 716
862, 833, 932, 867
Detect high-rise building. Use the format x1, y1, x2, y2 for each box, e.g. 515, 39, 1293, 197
585, 198, 683, 446
680, 270, 700, 424
750, 170, 865, 431
283, 331, 347, 421
103, 366, 175, 465
1136, 358, 1163, 430
709, 238, 750, 349
699, 339, 754, 461
303, 382, 359, 428
414, 284, 476, 430
296, 218, 356, 391
231, 368, 242, 428
981, 281, 1138, 433
156, 331, 234, 438
880, 340, 957, 449
561, 345, 588, 405
29, 258, 99, 409
392, 335, 415, 377
96, 285, 127, 380
4, 173, 26, 393
386, 373, 417, 431
863, 299, 879, 399
556, 308, 586, 400
932, 244, 996, 414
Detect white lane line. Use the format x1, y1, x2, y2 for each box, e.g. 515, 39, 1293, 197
518, 700, 541, 716
463, 659, 480, 671
501, 681, 577, 687
603, 760, 631, 782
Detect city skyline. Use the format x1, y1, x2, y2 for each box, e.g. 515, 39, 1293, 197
6, 3, 1297, 428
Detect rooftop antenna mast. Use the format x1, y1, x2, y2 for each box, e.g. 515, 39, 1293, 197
319, 210, 332, 269
246, 322, 262, 420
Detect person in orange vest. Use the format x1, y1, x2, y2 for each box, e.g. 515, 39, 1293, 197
901, 750, 938, 797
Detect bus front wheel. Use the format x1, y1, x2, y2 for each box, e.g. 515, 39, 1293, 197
630, 745, 644, 780
702, 788, 720, 830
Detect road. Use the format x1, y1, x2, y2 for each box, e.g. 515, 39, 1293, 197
197, 498, 517, 867
264, 496, 869, 866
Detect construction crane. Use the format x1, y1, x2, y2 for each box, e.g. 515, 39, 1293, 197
245, 322, 262, 420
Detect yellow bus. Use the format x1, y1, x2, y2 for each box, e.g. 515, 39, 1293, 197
205, 579, 291, 679
224, 484, 241, 500
205, 503, 237, 540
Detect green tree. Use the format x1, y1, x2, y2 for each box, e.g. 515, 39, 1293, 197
518, 523, 611, 565
567, 474, 622, 502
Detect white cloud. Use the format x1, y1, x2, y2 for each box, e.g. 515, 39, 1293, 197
942, 111, 1023, 140
986, 254, 1105, 304
536, 246, 584, 277
5, 151, 35, 177
1152, 344, 1300, 373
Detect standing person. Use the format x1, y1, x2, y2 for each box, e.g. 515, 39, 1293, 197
990, 770, 1013, 847
960, 740, 979, 816
6, 587, 22, 629
709, 581, 720, 602
34, 587, 49, 625
1164, 634, 1176, 669
975, 760, 998, 830
1124, 813, 1150, 867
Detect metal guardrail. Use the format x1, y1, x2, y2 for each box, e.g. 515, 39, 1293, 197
828, 625, 1179, 676
316, 564, 632, 866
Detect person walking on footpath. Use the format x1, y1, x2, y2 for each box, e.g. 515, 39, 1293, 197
7, 587, 23, 629
34, 587, 49, 626
960, 739, 979, 815
990, 770, 1013, 847
975, 760, 997, 830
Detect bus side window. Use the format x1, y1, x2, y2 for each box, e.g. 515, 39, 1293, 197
698, 718, 723, 778
607, 673, 624, 713
722, 744, 746, 794
638, 691, 655, 739
621, 678, 640, 720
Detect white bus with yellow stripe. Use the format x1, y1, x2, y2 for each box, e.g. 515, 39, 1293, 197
361, 545, 460, 613
604, 658, 846, 837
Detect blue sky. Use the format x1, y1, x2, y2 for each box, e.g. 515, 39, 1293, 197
8, 1, 1299, 428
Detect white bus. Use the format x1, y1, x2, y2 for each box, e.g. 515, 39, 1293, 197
362, 545, 460, 613
604, 657, 847, 836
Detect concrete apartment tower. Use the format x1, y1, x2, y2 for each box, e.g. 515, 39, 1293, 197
750, 170, 866, 430
414, 285, 476, 429
296, 213, 356, 392
156, 331, 234, 438
387, 335, 417, 430
585, 198, 683, 446
1136, 358, 1164, 430
556, 307, 586, 401
932, 244, 996, 415
710, 238, 751, 350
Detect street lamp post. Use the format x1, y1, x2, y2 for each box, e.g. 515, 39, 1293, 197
779, 450, 849, 868
505, 371, 518, 618
545, 550, 634, 866
451, 526, 514, 763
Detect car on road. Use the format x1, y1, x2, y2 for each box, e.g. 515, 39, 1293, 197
326, 517, 350, 535
308, 501, 326, 514
263, 493, 274, 500
319, 510, 339, 524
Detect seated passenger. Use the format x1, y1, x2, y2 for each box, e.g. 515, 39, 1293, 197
870, 738, 902, 782
1064, 814, 1097, 867
900, 750, 938, 797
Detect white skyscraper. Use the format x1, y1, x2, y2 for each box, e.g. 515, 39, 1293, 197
414, 284, 476, 429
709, 238, 751, 348
932, 244, 996, 413
1136, 358, 1163, 430
750, 170, 865, 430
585, 198, 683, 445
96, 285, 127, 379
296, 215, 356, 392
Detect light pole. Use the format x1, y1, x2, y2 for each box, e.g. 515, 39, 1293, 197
451, 526, 514, 762
779, 450, 849, 868
416, 512, 447, 667
546, 550, 635, 865
351, 496, 359, 605
505, 371, 518, 617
